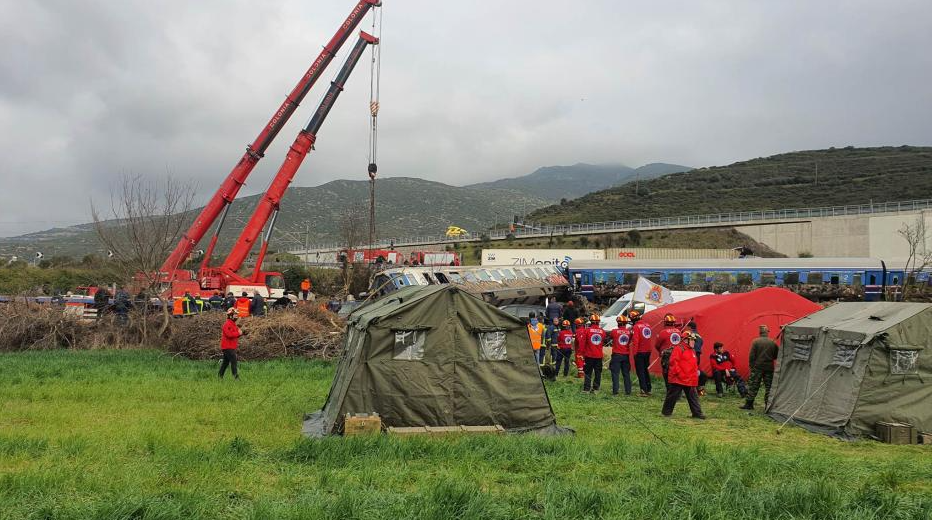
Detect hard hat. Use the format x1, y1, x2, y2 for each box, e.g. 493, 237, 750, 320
561, 320, 571, 327
590, 314, 600, 322
567, 301, 574, 307
574, 318, 584, 325
663, 313, 676, 325
616, 315, 629, 323
226, 308, 238, 317
628, 310, 641, 319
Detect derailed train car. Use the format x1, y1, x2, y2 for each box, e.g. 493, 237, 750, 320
369, 265, 569, 306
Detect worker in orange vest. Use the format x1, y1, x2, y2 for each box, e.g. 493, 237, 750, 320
235, 291, 252, 318
172, 297, 184, 318
300, 278, 312, 301
526, 312, 546, 364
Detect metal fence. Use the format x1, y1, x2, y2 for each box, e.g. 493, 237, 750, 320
292, 198, 932, 254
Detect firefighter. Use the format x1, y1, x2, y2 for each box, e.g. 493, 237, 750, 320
172, 296, 184, 318
654, 313, 683, 391
208, 292, 224, 310
250, 291, 266, 317
581, 314, 606, 393
555, 320, 575, 377
219, 307, 244, 380
526, 312, 546, 365
661, 337, 706, 419
573, 317, 587, 378
563, 300, 579, 331
235, 292, 252, 318
193, 293, 205, 314
629, 310, 654, 396
300, 278, 312, 301
710, 342, 747, 398
608, 315, 633, 396
181, 291, 195, 317
222, 292, 236, 311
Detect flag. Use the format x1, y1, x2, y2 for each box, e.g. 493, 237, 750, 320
632, 276, 673, 306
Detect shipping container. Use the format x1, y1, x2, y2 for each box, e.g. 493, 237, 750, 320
481, 249, 604, 268
605, 248, 740, 260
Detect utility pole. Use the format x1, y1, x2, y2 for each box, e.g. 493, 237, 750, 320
304, 223, 310, 268
814, 161, 819, 187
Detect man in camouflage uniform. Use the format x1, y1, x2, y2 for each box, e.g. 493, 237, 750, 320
741, 325, 779, 410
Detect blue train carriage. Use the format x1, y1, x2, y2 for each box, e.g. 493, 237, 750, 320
565, 258, 904, 301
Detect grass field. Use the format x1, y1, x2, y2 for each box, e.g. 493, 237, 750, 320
1, 350, 930, 519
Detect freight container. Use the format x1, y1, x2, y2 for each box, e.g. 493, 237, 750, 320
605, 248, 740, 260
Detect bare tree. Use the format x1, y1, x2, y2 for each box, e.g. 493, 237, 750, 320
897, 214, 932, 295
338, 206, 367, 295
92, 175, 196, 338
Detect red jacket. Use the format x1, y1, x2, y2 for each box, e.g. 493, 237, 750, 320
630, 321, 653, 354
710, 351, 736, 371
557, 329, 575, 350
654, 326, 684, 353
221, 319, 242, 350
609, 327, 632, 355
668, 344, 699, 386
575, 327, 589, 352
581, 325, 606, 358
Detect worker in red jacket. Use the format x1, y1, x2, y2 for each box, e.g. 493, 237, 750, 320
555, 320, 576, 378
629, 310, 654, 396
654, 313, 684, 391
661, 340, 706, 419
581, 314, 606, 393
709, 342, 748, 398
219, 307, 244, 380
573, 317, 587, 378
608, 315, 633, 395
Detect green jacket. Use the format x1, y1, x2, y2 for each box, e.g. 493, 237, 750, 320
749, 336, 779, 371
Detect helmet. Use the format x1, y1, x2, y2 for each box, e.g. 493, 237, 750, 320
628, 310, 641, 319
616, 315, 629, 324
590, 314, 600, 323
663, 313, 676, 325
226, 308, 238, 317
561, 320, 571, 328
574, 318, 584, 325
567, 301, 574, 307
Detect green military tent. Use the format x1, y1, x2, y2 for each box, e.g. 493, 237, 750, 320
767, 302, 932, 439
303, 285, 569, 436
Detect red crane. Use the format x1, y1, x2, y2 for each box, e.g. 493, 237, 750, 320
158, 0, 381, 296
206, 31, 379, 296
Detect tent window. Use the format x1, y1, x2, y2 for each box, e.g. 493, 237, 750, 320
791, 343, 812, 361
393, 330, 426, 360
477, 331, 508, 361
830, 344, 858, 368
890, 350, 920, 375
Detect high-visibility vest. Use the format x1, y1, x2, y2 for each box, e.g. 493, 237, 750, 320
300, 280, 311, 291
527, 323, 544, 351
172, 298, 184, 316
235, 297, 251, 318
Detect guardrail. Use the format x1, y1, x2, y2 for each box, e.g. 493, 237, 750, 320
292, 198, 932, 254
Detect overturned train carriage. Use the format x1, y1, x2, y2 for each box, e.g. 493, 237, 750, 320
369, 265, 569, 306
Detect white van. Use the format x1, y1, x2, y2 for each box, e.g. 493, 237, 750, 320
599, 290, 712, 331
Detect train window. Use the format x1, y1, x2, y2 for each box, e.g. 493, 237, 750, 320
488, 270, 504, 282
499, 269, 517, 280
784, 272, 800, 284
869, 274, 877, 285
667, 273, 684, 285
594, 271, 607, 283
647, 272, 663, 283
892, 275, 900, 285
623, 273, 638, 285
512, 269, 528, 279
714, 272, 734, 284
533, 267, 549, 278
852, 274, 861, 287
736, 272, 753, 285
435, 273, 449, 284
463, 272, 479, 283
760, 272, 776, 285
805, 271, 822, 284
422, 273, 435, 284
448, 273, 464, 283
692, 272, 710, 284
830, 274, 840, 285
476, 270, 492, 282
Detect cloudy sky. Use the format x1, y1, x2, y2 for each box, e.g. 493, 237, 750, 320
2, 0, 931, 237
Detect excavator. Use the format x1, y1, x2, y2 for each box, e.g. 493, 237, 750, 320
156, 0, 382, 298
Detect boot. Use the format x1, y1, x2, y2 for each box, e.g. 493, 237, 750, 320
739, 400, 754, 410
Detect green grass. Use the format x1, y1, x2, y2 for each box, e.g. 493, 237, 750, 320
1, 350, 930, 519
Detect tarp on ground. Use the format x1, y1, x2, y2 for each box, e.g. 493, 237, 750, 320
304, 285, 570, 437
767, 302, 932, 439
641, 287, 823, 378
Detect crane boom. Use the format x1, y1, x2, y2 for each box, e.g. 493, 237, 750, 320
218, 32, 379, 278
159, 0, 381, 277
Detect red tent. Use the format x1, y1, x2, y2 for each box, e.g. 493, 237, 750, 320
640, 287, 822, 378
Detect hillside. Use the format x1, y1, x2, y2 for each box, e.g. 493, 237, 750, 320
527, 146, 932, 224
0, 178, 549, 259
465, 162, 690, 200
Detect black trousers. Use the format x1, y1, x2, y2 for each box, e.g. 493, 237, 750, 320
661, 384, 704, 417
712, 369, 747, 396
583, 356, 603, 391
634, 352, 652, 393
555, 348, 574, 376
609, 353, 632, 395
219, 349, 238, 379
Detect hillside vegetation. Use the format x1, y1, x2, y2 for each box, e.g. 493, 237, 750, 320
528, 146, 932, 224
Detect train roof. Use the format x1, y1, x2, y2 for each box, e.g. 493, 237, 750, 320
567, 257, 890, 270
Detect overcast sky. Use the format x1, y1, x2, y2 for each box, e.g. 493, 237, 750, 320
2, 0, 931, 237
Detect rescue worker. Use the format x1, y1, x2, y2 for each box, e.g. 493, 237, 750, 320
555, 320, 575, 377
544, 317, 561, 366
300, 278, 312, 301
93, 286, 111, 319
654, 313, 683, 390
581, 314, 606, 393
573, 317, 587, 378
208, 292, 224, 310
235, 292, 252, 318
219, 308, 244, 380
172, 296, 184, 318
222, 292, 236, 311
710, 342, 747, 398
250, 291, 266, 317
685, 321, 708, 396
661, 337, 706, 419
113, 286, 132, 325
526, 312, 546, 365
192, 293, 205, 314
608, 315, 633, 396
563, 300, 579, 331
741, 325, 779, 410
181, 291, 195, 317
629, 310, 654, 396
545, 299, 563, 323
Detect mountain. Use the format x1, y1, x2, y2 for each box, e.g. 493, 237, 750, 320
465, 162, 691, 201
0, 177, 550, 259
526, 146, 932, 224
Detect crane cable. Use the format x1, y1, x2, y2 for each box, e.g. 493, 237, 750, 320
367, 6, 382, 177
